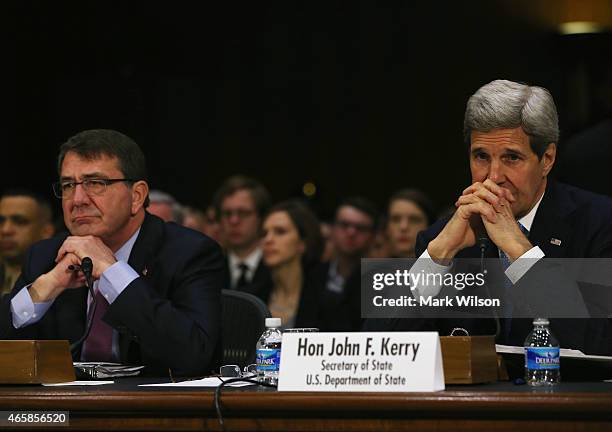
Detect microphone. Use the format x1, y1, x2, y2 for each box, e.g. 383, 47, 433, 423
69, 257, 97, 358
477, 233, 490, 251
80, 257, 93, 290
475, 231, 500, 339
476, 229, 490, 271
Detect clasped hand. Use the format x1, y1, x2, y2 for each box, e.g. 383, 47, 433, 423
30, 236, 117, 302
428, 179, 532, 262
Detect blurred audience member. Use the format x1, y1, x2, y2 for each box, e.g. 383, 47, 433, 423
385, 189, 435, 258
312, 197, 379, 330
319, 221, 335, 262
368, 216, 391, 258
0, 190, 55, 295
262, 201, 323, 328
557, 63, 612, 197
213, 175, 273, 301
148, 190, 184, 223
202, 205, 223, 246
182, 206, 206, 233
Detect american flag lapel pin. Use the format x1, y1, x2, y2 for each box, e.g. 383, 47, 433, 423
550, 238, 562, 246
142, 267, 148, 276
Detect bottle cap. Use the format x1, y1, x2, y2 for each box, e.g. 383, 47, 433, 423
533, 317, 549, 326
266, 317, 282, 328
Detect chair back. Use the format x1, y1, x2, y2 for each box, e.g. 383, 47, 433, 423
221, 289, 271, 368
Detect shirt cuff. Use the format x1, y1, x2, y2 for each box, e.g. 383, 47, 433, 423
505, 246, 545, 284
419, 249, 454, 271
10, 285, 53, 329
98, 261, 140, 304
410, 249, 453, 298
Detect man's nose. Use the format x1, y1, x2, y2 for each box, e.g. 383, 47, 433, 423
345, 225, 358, 236
72, 183, 91, 204
228, 214, 242, 224
0, 221, 13, 235
487, 159, 505, 184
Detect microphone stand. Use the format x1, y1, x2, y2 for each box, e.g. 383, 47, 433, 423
69, 257, 96, 358
478, 236, 501, 339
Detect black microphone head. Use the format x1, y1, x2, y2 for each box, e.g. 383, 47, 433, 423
477, 234, 490, 250
81, 257, 93, 275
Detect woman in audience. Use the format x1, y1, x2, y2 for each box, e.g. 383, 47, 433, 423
386, 189, 435, 258
261, 200, 323, 328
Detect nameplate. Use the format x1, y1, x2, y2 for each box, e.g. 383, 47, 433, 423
278, 332, 444, 392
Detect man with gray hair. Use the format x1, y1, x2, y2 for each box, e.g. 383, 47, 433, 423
377, 80, 612, 357
148, 190, 184, 224
426, 79, 559, 267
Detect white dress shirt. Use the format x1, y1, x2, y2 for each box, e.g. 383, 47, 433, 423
228, 248, 263, 289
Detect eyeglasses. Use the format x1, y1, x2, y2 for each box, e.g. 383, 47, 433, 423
52, 178, 134, 199
334, 220, 374, 234
220, 209, 256, 220
219, 364, 256, 378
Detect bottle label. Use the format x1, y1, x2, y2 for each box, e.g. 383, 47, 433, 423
256, 348, 281, 371
525, 347, 560, 369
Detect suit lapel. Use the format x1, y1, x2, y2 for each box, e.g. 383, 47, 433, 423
118, 212, 165, 362
127, 212, 165, 277
528, 181, 574, 258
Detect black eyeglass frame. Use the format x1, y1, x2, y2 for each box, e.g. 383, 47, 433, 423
52, 178, 135, 199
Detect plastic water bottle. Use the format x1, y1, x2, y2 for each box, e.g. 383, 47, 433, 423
524, 318, 560, 386
256, 317, 282, 385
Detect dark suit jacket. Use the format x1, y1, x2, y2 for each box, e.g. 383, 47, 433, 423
222, 256, 273, 303
309, 262, 362, 332
410, 181, 612, 354
0, 212, 224, 377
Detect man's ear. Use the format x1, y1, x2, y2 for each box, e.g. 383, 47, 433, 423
131, 181, 149, 215
542, 143, 556, 177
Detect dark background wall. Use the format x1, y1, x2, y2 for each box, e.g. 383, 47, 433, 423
2, 1, 611, 220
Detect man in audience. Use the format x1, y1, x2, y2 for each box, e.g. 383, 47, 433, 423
0, 129, 223, 376
148, 190, 184, 223
0, 190, 55, 296
202, 205, 223, 246
182, 206, 206, 233
315, 197, 379, 330
387, 80, 612, 355
213, 175, 273, 301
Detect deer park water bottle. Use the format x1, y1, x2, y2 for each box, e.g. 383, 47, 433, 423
256, 317, 282, 385
524, 318, 560, 386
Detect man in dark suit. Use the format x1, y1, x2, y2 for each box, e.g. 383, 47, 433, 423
377, 80, 612, 355
0, 129, 224, 376
315, 197, 379, 331
213, 175, 273, 302
0, 189, 55, 296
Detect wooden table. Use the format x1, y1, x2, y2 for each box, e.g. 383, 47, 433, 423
0, 379, 611, 431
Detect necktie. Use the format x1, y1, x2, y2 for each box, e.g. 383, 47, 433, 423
236, 263, 249, 289
82, 284, 113, 362
499, 222, 529, 340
